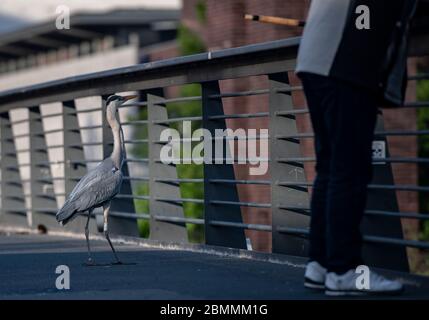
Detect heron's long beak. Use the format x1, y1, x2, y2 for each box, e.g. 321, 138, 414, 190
123, 95, 137, 102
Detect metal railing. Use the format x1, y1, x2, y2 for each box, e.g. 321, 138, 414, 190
0, 36, 428, 272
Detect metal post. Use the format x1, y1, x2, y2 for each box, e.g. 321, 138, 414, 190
62, 100, 97, 233
101, 95, 138, 236
29, 106, 58, 231
269, 73, 310, 256
0, 112, 28, 227
202, 81, 246, 249
147, 90, 188, 242
362, 112, 409, 271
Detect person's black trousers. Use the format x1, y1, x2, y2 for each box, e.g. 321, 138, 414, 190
299, 72, 378, 274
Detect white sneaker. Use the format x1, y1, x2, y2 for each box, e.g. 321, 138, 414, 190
304, 261, 327, 290
325, 269, 404, 296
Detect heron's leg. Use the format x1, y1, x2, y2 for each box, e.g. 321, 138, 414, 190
103, 202, 121, 264
85, 209, 94, 264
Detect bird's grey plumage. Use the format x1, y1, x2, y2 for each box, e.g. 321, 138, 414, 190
56, 158, 123, 225
55, 94, 136, 265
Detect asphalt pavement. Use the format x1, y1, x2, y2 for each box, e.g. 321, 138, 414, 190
0, 232, 428, 300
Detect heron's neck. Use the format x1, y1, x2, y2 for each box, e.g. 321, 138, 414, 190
110, 122, 123, 169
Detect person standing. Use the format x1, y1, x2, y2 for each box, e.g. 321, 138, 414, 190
295, 0, 418, 296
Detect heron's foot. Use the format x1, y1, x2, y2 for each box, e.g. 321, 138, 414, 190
82, 257, 96, 266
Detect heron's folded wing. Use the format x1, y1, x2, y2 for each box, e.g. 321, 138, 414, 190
67, 163, 123, 212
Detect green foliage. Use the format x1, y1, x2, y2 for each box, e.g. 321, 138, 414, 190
417, 80, 429, 156
168, 83, 204, 243
177, 162, 204, 243
129, 109, 148, 162
418, 79, 429, 241
169, 84, 202, 126
422, 221, 429, 242
127, 109, 150, 238
177, 24, 206, 56
134, 183, 150, 238
195, 0, 207, 24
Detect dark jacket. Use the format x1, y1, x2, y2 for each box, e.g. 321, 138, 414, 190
296, 0, 418, 106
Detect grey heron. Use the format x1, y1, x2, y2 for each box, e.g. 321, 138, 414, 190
56, 94, 136, 265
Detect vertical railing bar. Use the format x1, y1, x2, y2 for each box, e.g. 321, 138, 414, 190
269, 72, 310, 256
28, 106, 58, 231
0, 112, 28, 227
202, 80, 247, 249
147, 88, 188, 242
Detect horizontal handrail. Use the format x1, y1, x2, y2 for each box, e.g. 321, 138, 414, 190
0, 37, 300, 111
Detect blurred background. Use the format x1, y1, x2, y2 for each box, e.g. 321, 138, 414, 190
0, 0, 428, 275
